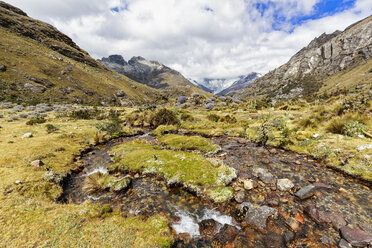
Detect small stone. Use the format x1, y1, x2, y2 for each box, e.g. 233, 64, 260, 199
243, 179, 255, 190
15, 180, 22, 184
277, 178, 294, 191
338, 239, 352, 248
295, 185, 316, 200
199, 219, 218, 239
253, 167, 275, 184
285, 217, 302, 232
331, 214, 347, 230
320, 235, 333, 245
234, 191, 245, 203
340, 226, 372, 247
30, 160, 44, 167
304, 205, 331, 224
21, 132, 33, 139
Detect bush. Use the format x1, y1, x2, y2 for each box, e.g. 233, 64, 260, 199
26, 117, 46, 125
343, 121, 366, 137
207, 114, 220, 122
96, 110, 123, 138
180, 112, 194, 122
45, 124, 58, 133
150, 109, 180, 127
219, 115, 237, 124
326, 113, 369, 135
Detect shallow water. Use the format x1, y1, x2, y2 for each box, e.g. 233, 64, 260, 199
63, 134, 372, 247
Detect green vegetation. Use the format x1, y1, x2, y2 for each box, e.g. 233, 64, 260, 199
83, 172, 132, 194
159, 134, 221, 153
152, 125, 178, 136
151, 108, 180, 127
109, 139, 236, 202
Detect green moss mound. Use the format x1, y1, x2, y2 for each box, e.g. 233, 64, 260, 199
159, 134, 221, 153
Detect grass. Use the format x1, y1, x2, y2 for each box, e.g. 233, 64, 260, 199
0, 111, 173, 247
109, 139, 236, 202
159, 134, 221, 153
83, 172, 132, 194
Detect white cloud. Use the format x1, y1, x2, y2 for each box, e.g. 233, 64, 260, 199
5, 0, 372, 79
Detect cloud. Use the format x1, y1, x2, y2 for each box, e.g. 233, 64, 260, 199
5, 0, 372, 79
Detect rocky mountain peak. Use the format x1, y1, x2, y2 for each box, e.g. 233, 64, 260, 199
103, 55, 128, 66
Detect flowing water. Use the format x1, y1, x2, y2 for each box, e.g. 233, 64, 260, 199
62, 133, 372, 247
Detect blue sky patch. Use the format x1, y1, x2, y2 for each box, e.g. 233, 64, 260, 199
255, 0, 356, 31
110, 0, 129, 13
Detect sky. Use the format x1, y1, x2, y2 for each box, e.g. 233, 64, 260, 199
5, 0, 372, 81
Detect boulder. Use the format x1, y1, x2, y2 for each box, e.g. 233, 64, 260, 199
240, 202, 278, 229
30, 160, 44, 167
21, 132, 33, 139
253, 167, 275, 184
23, 83, 46, 93
177, 96, 187, 104
340, 226, 372, 247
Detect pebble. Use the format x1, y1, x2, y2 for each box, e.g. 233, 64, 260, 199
276, 178, 294, 191
295, 185, 316, 200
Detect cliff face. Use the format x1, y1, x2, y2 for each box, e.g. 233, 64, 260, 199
99, 55, 209, 97
235, 15, 372, 99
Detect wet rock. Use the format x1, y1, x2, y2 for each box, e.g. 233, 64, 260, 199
21, 132, 33, 139
320, 235, 334, 245
304, 205, 331, 224
219, 224, 238, 243
340, 226, 372, 247
234, 191, 245, 203
277, 178, 294, 191
110, 175, 133, 192
265, 192, 280, 206
241, 202, 278, 229
284, 217, 302, 232
264, 233, 285, 248
313, 182, 332, 189
243, 179, 255, 190
295, 185, 316, 200
253, 167, 275, 184
338, 239, 352, 248
178, 233, 191, 244
199, 219, 218, 239
30, 160, 44, 167
331, 213, 347, 230
283, 230, 295, 244
0, 63, 6, 72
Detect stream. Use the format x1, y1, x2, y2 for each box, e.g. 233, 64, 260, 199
62, 133, 372, 247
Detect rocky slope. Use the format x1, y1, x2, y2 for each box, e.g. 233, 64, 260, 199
99, 55, 208, 98
235, 15, 372, 99
191, 77, 242, 95
217, 72, 260, 96
0, 1, 165, 106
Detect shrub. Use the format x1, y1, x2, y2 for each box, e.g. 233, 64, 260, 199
26, 117, 46, 125
207, 114, 220, 122
96, 110, 123, 138
150, 108, 180, 127
327, 113, 369, 135
343, 121, 366, 137
45, 124, 58, 133
93, 132, 107, 144
180, 112, 194, 122
219, 115, 237, 124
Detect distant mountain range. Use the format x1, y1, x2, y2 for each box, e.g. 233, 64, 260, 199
99, 55, 207, 97
190, 73, 260, 95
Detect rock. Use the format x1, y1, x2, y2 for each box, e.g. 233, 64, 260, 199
285, 217, 302, 232
219, 224, 238, 243
266, 192, 280, 206
277, 178, 294, 191
253, 167, 275, 184
320, 235, 334, 245
243, 179, 255, 190
242, 203, 278, 229
340, 226, 372, 247
331, 214, 347, 230
21, 132, 33, 139
15, 180, 22, 184
23, 83, 46, 93
110, 175, 132, 192
356, 144, 372, 151
234, 191, 245, 203
295, 185, 316, 200
0, 63, 6, 72
304, 205, 331, 224
338, 239, 352, 248
30, 160, 44, 167
205, 102, 215, 110
199, 219, 218, 239
313, 182, 332, 189
177, 96, 187, 104
116, 90, 127, 97
178, 233, 191, 244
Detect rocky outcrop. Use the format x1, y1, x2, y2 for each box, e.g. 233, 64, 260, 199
235, 15, 372, 99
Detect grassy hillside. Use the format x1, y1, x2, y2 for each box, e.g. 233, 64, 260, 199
0, 3, 165, 106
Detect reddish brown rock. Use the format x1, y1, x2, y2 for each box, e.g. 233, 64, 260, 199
304, 205, 331, 224
340, 226, 372, 247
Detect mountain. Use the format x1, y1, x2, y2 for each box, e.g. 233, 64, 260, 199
192, 77, 244, 94
217, 72, 260, 96
234, 15, 372, 99
0, 1, 165, 106
99, 55, 208, 97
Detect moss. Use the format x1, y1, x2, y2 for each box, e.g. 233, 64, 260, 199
83, 172, 132, 194
152, 125, 178, 136
109, 139, 236, 202
159, 134, 221, 153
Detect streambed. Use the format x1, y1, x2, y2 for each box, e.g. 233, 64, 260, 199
62, 133, 372, 247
